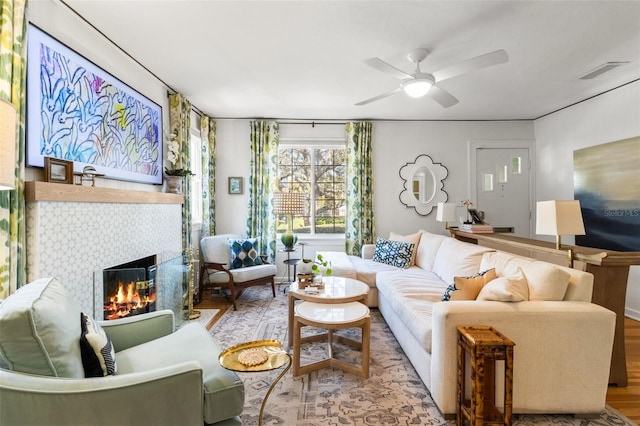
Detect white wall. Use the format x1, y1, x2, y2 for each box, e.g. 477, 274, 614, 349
371, 121, 534, 238
534, 81, 640, 319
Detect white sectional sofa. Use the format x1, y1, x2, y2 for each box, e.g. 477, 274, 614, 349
319, 230, 616, 418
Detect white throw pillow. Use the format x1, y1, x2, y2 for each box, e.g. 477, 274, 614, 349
477, 268, 529, 302
518, 261, 571, 301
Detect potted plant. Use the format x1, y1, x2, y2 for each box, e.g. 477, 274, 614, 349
164, 132, 193, 193
299, 253, 332, 276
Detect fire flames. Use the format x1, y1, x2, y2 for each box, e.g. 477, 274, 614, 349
104, 281, 156, 320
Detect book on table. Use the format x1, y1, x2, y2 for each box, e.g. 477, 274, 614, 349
460, 224, 494, 233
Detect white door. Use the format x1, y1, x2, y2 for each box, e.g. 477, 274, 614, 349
475, 147, 532, 237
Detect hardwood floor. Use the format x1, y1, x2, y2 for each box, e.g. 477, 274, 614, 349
607, 317, 640, 424
195, 295, 639, 423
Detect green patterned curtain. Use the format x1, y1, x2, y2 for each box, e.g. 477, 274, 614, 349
200, 115, 216, 237
0, 0, 27, 298
168, 93, 192, 251
247, 121, 279, 262
345, 122, 375, 256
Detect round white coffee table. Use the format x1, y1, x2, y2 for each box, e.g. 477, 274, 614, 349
292, 301, 370, 378
287, 276, 369, 348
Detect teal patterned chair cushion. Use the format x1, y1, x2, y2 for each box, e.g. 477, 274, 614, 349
229, 238, 264, 269
372, 237, 414, 269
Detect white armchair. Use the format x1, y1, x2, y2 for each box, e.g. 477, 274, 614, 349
200, 234, 277, 310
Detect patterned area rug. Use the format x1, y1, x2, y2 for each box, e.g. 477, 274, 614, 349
209, 285, 634, 426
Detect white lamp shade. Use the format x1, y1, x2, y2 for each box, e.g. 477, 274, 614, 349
536, 200, 586, 236
273, 192, 304, 215
0, 99, 17, 190
436, 202, 457, 223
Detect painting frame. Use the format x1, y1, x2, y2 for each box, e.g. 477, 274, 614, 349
228, 177, 243, 195
26, 24, 163, 185
44, 157, 74, 184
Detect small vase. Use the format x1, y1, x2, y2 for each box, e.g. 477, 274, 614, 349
164, 175, 183, 194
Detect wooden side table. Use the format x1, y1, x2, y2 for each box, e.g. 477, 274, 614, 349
457, 326, 515, 426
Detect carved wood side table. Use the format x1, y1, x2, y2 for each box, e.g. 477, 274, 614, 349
457, 326, 515, 426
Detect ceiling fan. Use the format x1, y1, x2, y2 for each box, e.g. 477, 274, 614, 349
356, 48, 508, 108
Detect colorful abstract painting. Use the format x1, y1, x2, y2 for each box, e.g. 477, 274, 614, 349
26, 25, 163, 184
574, 137, 640, 251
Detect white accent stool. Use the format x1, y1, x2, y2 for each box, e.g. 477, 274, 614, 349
292, 301, 370, 378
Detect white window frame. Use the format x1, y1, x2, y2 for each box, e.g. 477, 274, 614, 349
278, 137, 346, 237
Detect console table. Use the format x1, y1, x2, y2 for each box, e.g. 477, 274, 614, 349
452, 229, 640, 387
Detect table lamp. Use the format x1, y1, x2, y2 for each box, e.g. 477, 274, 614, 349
536, 200, 585, 267
436, 202, 458, 236
273, 192, 304, 250
0, 98, 17, 190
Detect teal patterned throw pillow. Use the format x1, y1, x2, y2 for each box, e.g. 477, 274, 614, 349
229, 238, 264, 269
372, 237, 414, 269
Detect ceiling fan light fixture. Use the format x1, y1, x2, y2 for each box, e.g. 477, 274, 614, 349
401, 74, 434, 98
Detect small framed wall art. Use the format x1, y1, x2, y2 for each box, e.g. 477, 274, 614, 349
228, 177, 243, 194
44, 157, 74, 184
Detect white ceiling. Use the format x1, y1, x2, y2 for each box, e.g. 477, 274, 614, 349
62, 0, 640, 121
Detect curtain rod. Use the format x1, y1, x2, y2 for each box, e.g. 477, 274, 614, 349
279, 121, 347, 127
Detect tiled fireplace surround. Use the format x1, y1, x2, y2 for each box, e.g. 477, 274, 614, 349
25, 183, 183, 319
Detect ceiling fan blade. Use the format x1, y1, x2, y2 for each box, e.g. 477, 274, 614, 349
363, 57, 413, 80
429, 85, 459, 108
355, 87, 402, 106
432, 49, 508, 83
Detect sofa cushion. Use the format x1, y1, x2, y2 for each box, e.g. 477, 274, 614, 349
349, 255, 399, 288
0, 277, 84, 378
415, 231, 447, 271
229, 238, 264, 269
480, 251, 518, 276
200, 233, 242, 265
477, 267, 529, 301
116, 322, 244, 424
389, 231, 422, 266
80, 312, 117, 377
315, 251, 358, 280
372, 237, 414, 269
376, 269, 446, 353
442, 268, 496, 301
206, 263, 277, 284
432, 238, 494, 285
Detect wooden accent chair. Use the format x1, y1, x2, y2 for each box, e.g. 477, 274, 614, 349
199, 234, 277, 310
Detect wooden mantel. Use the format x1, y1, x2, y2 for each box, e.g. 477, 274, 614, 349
25, 181, 183, 204
453, 229, 640, 387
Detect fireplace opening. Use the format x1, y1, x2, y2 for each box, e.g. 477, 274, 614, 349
103, 255, 157, 320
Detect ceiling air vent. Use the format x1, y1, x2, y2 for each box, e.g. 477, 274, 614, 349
579, 62, 629, 80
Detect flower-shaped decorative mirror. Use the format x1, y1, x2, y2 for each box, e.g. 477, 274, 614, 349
399, 154, 449, 215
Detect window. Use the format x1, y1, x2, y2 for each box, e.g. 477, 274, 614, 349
277, 144, 346, 234
190, 131, 202, 225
